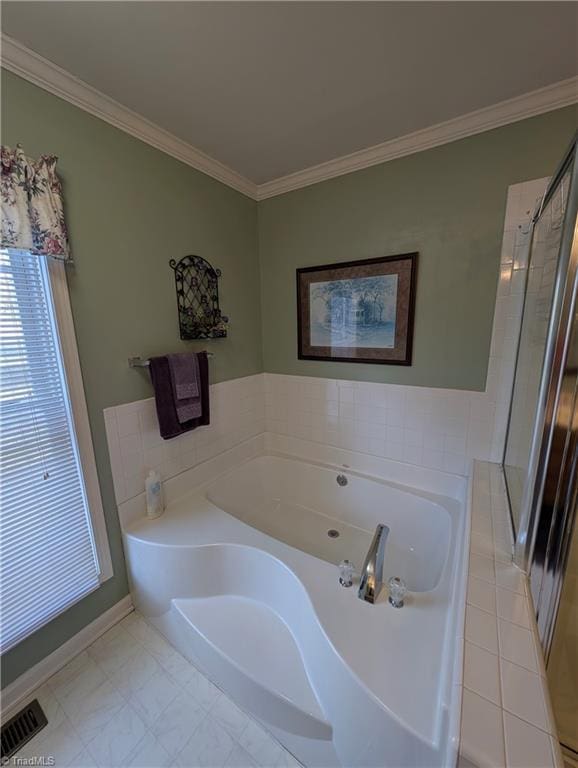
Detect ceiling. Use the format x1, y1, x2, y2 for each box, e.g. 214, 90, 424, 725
3, 2, 577, 185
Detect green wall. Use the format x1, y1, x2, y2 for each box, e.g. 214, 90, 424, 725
1, 70, 262, 686
1, 68, 576, 686
259, 106, 577, 390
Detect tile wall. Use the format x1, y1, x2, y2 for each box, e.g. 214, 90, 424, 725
104, 374, 265, 505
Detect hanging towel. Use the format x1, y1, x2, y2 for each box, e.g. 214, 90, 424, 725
167, 352, 202, 423
149, 352, 210, 440
168, 352, 200, 399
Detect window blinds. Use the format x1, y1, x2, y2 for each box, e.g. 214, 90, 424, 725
0, 249, 100, 653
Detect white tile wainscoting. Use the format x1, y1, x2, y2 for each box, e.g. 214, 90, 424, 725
104, 374, 265, 506
265, 372, 485, 477
106, 368, 493, 507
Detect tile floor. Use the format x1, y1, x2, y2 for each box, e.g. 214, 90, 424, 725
7, 611, 301, 768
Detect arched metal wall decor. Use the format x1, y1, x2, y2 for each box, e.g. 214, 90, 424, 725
169, 255, 229, 340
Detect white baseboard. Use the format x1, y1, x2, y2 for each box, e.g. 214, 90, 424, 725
1, 594, 133, 721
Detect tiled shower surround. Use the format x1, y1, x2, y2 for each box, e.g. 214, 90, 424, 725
104, 179, 548, 506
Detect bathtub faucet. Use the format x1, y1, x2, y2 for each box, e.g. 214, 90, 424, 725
358, 524, 390, 604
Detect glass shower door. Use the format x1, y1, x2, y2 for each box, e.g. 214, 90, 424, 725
503, 164, 572, 536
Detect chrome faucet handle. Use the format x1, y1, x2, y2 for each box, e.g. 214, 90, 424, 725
338, 559, 354, 587
388, 576, 407, 608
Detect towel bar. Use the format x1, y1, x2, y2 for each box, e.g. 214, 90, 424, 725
129, 353, 214, 368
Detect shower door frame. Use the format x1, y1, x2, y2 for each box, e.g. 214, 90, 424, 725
504, 133, 578, 654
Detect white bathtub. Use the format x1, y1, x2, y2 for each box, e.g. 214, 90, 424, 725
123, 440, 467, 768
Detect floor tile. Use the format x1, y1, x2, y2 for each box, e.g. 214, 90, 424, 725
151, 690, 207, 758
210, 693, 251, 739
49, 656, 107, 712
127, 732, 172, 768
238, 721, 284, 767
274, 749, 303, 767
88, 627, 141, 677
66, 678, 125, 743
500, 660, 550, 732
48, 652, 93, 693
176, 716, 235, 768
86, 703, 146, 767
159, 647, 199, 684
12, 728, 46, 762
129, 667, 181, 726
27, 684, 68, 740
181, 666, 221, 710
70, 748, 99, 767
19, 719, 84, 767
120, 612, 150, 640
113, 648, 161, 697
224, 745, 258, 768
503, 711, 554, 768
464, 641, 501, 705
123, 615, 175, 660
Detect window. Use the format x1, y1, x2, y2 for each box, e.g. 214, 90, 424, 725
0, 249, 112, 653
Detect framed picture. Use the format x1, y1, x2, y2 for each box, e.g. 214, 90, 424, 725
297, 252, 418, 365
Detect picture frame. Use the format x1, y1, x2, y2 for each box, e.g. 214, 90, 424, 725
297, 252, 418, 365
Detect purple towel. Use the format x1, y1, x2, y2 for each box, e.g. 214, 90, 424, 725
149, 352, 210, 440
168, 353, 200, 399
167, 353, 201, 423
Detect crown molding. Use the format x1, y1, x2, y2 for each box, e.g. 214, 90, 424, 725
256, 76, 578, 200
2, 34, 576, 202
1, 35, 259, 200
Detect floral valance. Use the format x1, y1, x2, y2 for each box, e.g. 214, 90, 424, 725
1, 144, 70, 260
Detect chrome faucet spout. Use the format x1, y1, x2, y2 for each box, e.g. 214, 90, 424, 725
358, 523, 390, 604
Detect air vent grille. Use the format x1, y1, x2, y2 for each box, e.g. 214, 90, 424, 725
1, 699, 47, 760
